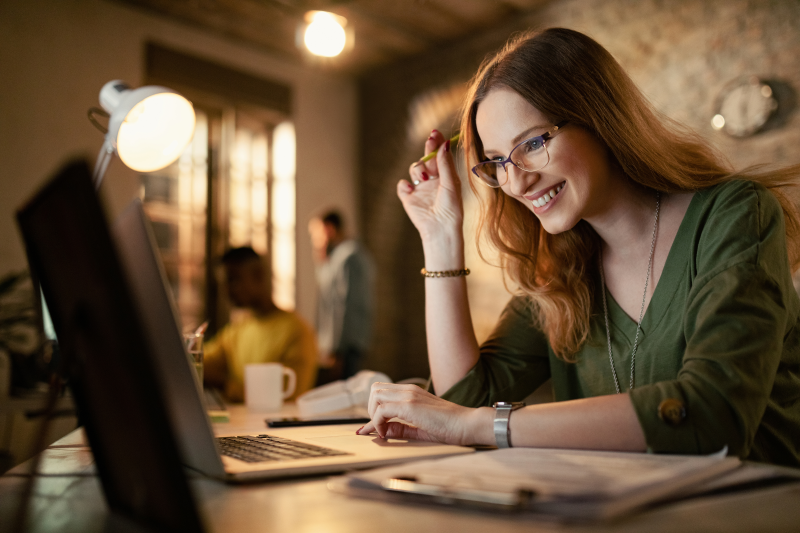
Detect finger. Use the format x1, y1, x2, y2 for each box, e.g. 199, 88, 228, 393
371, 390, 425, 438
423, 130, 445, 161
384, 422, 435, 442
369, 389, 411, 439
407, 163, 432, 186
397, 178, 415, 200
423, 130, 443, 158
367, 381, 397, 417
367, 382, 380, 417
423, 130, 446, 171
407, 151, 435, 185
426, 129, 445, 151
384, 421, 421, 440
436, 137, 461, 193
371, 404, 393, 439
357, 420, 375, 435
357, 420, 418, 441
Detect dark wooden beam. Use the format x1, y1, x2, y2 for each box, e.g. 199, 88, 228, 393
146, 42, 292, 114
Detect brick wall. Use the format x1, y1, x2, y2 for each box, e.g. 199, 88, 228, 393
358, 0, 800, 382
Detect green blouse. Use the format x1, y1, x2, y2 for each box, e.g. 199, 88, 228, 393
442, 180, 800, 467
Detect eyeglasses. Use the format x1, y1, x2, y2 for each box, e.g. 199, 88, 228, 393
471, 120, 568, 188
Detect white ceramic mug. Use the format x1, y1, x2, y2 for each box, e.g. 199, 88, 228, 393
244, 363, 296, 412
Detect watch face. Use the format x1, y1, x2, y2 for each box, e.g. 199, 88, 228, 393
493, 402, 525, 409
712, 76, 778, 138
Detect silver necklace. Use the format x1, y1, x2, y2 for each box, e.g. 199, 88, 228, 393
599, 192, 660, 393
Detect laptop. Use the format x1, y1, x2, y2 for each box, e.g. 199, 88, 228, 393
17, 160, 205, 532
23, 160, 472, 485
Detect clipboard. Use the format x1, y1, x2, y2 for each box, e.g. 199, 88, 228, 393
328, 447, 758, 521
381, 476, 536, 510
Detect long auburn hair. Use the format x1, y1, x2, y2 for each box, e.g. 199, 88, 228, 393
461, 27, 800, 361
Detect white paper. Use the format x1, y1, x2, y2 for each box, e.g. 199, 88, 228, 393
343, 447, 742, 519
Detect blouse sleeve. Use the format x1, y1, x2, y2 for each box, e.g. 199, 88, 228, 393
629, 182, 800, 457
440, 296, 552, 407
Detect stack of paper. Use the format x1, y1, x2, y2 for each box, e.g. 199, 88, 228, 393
331, 447, 745, 521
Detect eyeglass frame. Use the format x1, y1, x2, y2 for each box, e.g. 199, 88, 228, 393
471, 120, 569, 188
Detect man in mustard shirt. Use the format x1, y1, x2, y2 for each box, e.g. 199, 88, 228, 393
203, 247, 317, 402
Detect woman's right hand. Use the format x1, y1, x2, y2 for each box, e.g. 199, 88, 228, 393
397, 130, 477, 395
398, 130, 464, 250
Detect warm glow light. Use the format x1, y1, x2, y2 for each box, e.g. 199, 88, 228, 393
272, 122, 296, 182
271, 121, 296, 310
117, 93, 196, 172
711, 114, 725, 130
303, 11, 347, 57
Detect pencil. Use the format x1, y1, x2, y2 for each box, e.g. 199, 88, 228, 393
413, 133, 460, 167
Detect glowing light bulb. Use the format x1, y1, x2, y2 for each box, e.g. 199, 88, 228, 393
303, 11, 347, 57
116, 93, 196, 172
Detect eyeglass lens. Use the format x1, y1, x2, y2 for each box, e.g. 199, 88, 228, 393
474, 136, 549, 187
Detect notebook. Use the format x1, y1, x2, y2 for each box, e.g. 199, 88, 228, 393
23, 159, 472, 485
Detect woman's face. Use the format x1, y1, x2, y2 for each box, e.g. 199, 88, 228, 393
474, 87, 621, 234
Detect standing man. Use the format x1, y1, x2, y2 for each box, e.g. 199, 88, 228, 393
308, 210, 375, 384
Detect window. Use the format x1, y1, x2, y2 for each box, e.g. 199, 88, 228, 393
141, 44, 294, 335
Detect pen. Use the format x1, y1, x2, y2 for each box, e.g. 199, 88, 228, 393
413, 133, 460, 167
187, 321, 208, 352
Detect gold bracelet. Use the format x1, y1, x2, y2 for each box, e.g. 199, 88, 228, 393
420, 267, 470, 278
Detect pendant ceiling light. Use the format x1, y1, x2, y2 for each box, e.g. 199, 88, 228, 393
301, 11, 350, 58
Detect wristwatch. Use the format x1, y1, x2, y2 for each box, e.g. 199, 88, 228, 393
493, 401, 525, 448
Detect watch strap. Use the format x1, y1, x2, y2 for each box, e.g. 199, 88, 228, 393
493, 402, 524, 448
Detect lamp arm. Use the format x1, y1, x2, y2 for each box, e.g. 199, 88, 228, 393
87, 107, 110, 134
92, 140, 115, 190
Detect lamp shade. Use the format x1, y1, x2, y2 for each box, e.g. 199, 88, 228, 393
99, 81, 196, 173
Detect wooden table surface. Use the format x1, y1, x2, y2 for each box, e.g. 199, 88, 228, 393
2, 403, 800, 533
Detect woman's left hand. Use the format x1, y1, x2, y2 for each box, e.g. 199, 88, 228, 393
355, 382, 490, 446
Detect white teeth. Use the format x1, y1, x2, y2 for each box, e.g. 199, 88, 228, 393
532, 183, 565, 208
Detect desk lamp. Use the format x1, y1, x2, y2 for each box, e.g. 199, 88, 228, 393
87, 80, 196, 187
40, 80, 195, 360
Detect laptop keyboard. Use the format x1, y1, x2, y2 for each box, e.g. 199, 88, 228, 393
217, 434, 351, 463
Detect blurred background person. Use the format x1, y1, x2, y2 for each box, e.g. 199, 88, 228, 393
203, 247, 317, 401
309, 210, 375, 385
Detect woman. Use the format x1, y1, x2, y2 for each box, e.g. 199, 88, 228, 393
356, 28, 800, 466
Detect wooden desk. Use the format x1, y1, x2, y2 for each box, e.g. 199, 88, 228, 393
2, 404, 800, 533
0, 386, 77, 472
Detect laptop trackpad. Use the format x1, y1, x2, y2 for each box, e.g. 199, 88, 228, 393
304, 434, 469, 460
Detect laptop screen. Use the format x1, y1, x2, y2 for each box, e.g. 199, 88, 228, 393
16, 159, 206, 533
39, 290, 57, 342
112, 197, 225, 478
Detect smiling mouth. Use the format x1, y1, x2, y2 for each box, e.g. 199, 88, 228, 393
528, 182, 565, 207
